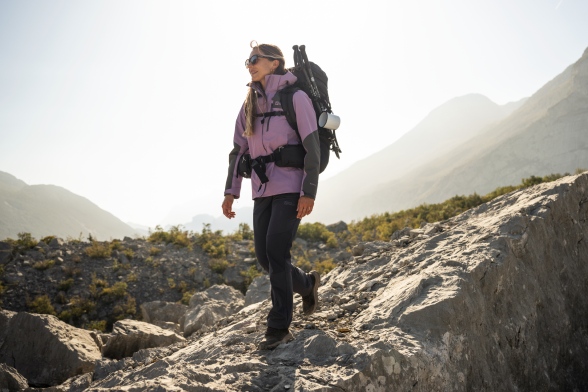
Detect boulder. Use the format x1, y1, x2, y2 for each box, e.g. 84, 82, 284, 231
181, 284, 245, 337
0, 363, 28, 392
101, 319, 185, 360
244, 274, 270, 306
0, 310, 16, 348
187, 284, 245, 309
140, 301, 188, 324
0, 312, 101, 387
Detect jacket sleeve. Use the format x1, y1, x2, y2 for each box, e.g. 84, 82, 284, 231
292, 91, 320, 199
224, 104, 249, 199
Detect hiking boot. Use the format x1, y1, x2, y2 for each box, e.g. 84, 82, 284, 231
302, 270, 320, 316
258, 327, 294, 350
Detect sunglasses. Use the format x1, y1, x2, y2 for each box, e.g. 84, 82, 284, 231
245, 54, 275, 67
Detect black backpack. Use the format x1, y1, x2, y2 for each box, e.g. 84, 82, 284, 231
279, 45, 341, 173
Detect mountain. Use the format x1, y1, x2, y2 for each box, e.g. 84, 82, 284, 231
313, 47, 588, 224
0, 171, 137, 240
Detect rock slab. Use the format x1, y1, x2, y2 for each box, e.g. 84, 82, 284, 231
0, 312, 101, 387
102, 319, 185, 360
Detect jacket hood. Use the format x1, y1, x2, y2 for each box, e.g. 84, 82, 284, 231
249, 71, 298, 96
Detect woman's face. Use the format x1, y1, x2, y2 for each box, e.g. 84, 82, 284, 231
247, 49, 278, 86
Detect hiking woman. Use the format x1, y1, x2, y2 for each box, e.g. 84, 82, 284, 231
222, 41, 320, 350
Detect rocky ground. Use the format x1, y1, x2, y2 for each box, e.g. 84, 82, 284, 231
1, 173, 588, 391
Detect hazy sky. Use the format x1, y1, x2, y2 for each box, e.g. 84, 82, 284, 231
1, 0, 587, 228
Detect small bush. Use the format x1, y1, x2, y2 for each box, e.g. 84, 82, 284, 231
33, 259, 55, 270
29, 295, 56, 315
230, 223, 254, 241
209, 258, 229, 274
241, 265, 262, 289
59, 297, 96, 322
195, 224, 228, 258
123, 248, 134, 259
113, 296, 137, 320
148, 225, 192, 248
63, 266, 82, 277
180, 290, 195, 305
86, 320, 107, 332
110, 240, 123, 251
313, 258, 336, 275
297, 223, 337, 247
126, 273, 138, 282
40, 235, 56, 245
16, 232, 37, 251
149, 246, 161, 256
85, 241, 112, 259
58, 278, 74, 291
102, 282, 128, 298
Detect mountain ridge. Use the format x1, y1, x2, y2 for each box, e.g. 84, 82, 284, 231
0, 171, 137, 240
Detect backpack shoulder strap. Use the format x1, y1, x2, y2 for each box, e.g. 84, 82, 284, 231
278, 84, 302, 141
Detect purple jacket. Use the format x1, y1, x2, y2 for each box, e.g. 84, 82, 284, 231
224, 72, 320, 200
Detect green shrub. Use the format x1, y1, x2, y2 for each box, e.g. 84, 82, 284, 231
209, 258, 230, 274
180, 290, 195, 305
313, 258, 336, 275
110, 240, 123, 251
123, 248, 134, 259
149, 246, 161, 256
195, 224, 228, 258
86, 320, 107, 332
113, 296, 137, 320
126, 273, 138, 282
16, 232, 37, 251
241, 265, 263, 289
33, 259, 55, 270
59, 296, 96, 322
85, 241, 112, 259
230, 223, 254, 241
148, 225, 192, 248
29, 295, 56, 315
297, 223, 337, 247
58, 278, 74, 291
102, 282, 128, 298
40, 235, 56, 245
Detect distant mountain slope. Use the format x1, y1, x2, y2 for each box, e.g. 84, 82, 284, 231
313, 47, 588, 224
0, 171, 137, 240
314, 93, 525, 223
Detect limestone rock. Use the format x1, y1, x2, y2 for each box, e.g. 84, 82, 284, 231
244, 275, 270, 306
101, 319, 185, 360
0, 312, 101, 387
182, 284, 245, 337
0, 310, 16, 349
140, 301, 188, 325
0, 363, 28, 392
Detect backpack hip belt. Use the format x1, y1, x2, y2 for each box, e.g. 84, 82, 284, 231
237, 144, 306, 183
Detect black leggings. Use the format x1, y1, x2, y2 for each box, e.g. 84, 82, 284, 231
253, 193, 313, 330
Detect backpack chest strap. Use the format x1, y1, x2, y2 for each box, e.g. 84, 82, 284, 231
255, 111, 285, 124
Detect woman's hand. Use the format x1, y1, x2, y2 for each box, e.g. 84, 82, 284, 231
297, 196, 314, 219
222, 195, 236, 219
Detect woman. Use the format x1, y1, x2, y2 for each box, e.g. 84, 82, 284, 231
222, 41, 321, 350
